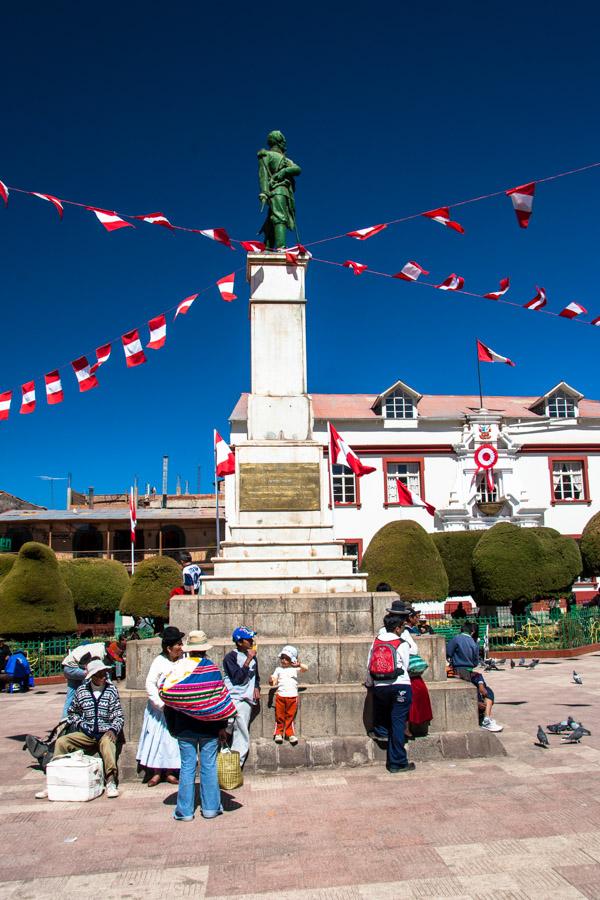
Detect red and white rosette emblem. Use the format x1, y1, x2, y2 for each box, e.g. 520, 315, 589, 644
474, 444, 498, 492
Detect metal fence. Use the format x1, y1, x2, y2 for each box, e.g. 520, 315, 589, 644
7, 627, 153, 678
431, 608, 600, 652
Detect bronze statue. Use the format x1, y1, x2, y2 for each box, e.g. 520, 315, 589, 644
257, 131, 301, 250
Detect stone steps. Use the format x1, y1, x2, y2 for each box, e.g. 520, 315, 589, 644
211, 557, 357, 578
227, 524, 337, 543
220, 540, 348, 559
200, 572, 367, 595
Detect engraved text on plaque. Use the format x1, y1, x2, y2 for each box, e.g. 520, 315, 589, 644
239, 463, 321, 512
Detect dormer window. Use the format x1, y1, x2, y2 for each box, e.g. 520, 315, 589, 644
385, 390, 415, 419
548, 391, 576, 419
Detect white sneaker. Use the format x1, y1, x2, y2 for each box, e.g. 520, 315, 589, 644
288, 736, 299, 746
106, 782, 120, 798
35, 789, 48, 799
481, 717, 503, 732
274, 734, 283, 744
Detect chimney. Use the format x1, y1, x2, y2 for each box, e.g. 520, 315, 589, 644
176, 474, 181, 496
88, 487, 94, 509
162, 455, 168, 509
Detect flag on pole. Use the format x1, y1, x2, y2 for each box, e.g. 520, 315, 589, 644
328, 423, 376, 477
121, 329, 147, 367
214, 430, 235, 476
506, 182, 535, 228
0, 390, 12, 420
343, 260, 368, 275
217, 273, 237, 302
436, 273, 465, 291
523, 286, 547, 310
32, 192, 64, 219
72, 356, 99, 391
129, 487, 137, 545
395, 478, 435, 516
484, 277, 510, 300
45, 370, 64, 404
393, 261, 429, 282
422, 207, 465, 234
88, 208, 135, 232
346, 224, 387, 240
174, 293, 199, 319
559, 302, 587, 319
90, 343, 111, 374
133, 212, 174, 229
20, 382, 36, 414
147, 314, 167, 349
476, 340, 516, 367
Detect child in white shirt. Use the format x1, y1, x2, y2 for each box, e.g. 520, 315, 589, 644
269, 645, 308, 746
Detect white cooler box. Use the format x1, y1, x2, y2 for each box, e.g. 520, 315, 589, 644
46, 750, 104, 801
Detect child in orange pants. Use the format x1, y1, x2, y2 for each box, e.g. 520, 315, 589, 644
269, 645, 307, 746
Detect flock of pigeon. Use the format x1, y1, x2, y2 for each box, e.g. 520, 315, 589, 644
535, 670, 589, 749
484, 658, 540, 671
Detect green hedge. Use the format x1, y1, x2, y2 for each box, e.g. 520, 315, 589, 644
119, 556, 181, 618
0, 542, 76, 637
59, 558, 129, 616
581, 511, 600, 576
361, 520, 448, 600
431, 531, 482, 596
0, 553, 17, 581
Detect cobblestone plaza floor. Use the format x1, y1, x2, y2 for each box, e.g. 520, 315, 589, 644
2, 654, 600, 899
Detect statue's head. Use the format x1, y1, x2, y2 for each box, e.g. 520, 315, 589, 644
267, 130, 286, 152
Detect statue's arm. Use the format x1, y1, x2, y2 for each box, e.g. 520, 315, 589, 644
275, 158, 301, 180
257, 150, 270, 196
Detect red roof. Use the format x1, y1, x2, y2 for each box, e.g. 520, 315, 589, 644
230, 393, 600, 421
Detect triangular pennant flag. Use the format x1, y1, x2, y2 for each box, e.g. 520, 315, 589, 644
285, 251, 300, 265
346, 224, 387, 241
477, 339, 516, 367
89, 343, 111, 374
147, 314, 167, 349
422, 207, 465, 234
393, 261, 429, 282
121, 329, 147, 367
523, 286, 547, 310
329, 423, 376, 477
215, 430, 235, 476
133, 212, 174, 229
436, 273, 465, 291
343, 260, 368, 276
45, 370, 64, 404
395, 478, 435, 516
32, 192, 64, 219
71, 356, 99, 392
217, 273, 237, 302
199, 228, 233, 249
0, 180, 9, 206
20, 381, 36, 414
0, 390, 13, 420
240, 240, 266, 252
174, 293, 199, 319
506, 182, 535, 229
88, 208, 135, 232
484, 277, 510, 300
591, 316, 600, 326
559, 302, 587, 320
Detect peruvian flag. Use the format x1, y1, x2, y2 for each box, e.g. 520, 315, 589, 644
477, 339, 516, 367
591, 316, 600, 326
484, 277, 510, 300
393, 260, 429, 282
346, 224, 387, 241
45, 370, 64, 404
72, 356, 99, 392
524, 286, 547, 310
129, 487, 137, 545
89, 208, 134, 232
122, 329, 147, 367
0, 180, 8, 206
134, 212, 174, 229
506, 182, 535, 229
147, 314, 167, 349
217, 272, 237, 302
343, 260, 368, 276
174, 293, 199, 319
90, 343, 111, 374
240, 240, 266, 252
215, 430, 235, 476
560, 302, 587, 320
395, 478, 435, 516
20, 382, 36, 415
199, 228, 233, 249
0, 390, 12, 420
422, 207, 465, 234
32, 192, 64, 219
436, 273, 465, 291
329, 423, 376, 477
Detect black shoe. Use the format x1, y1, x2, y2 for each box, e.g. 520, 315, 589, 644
367, 730, 388, 741
387, 763, 416, 773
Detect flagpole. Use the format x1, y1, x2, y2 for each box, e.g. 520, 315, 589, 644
214, 433, 221, 557
328, 423, 336, 530
130, 486, 135, 575
476, 341, 484, 409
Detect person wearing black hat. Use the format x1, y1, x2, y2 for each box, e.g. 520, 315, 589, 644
136, 626, 185, 786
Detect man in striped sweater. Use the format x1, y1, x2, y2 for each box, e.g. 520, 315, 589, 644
42, 660, 124, 798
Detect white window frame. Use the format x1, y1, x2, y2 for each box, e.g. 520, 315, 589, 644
332, 464, 357, 505
384, 390, 416, 420
386, 462, 421, 502
552, 460, 584, 501
547, 391, 577, 419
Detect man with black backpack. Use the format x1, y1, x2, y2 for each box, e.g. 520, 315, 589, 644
366, 611, 414, 774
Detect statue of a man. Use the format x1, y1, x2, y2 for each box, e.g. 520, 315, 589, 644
257, 130, 301, 250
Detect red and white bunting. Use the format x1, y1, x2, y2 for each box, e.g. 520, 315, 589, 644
32, 192, 64, 219
89, 343, 111, 374
287, 243, 312, 258
393, 260, 429, 282
174, 293, 199, 319
477, 339, 516, 367
343, 260, 368, 276
506, 182, 535, 229
129, 487, 137, 545
133, 212, 174, 229
215, 430, 235, 476
217, 272, 237, 302
559, 302, 587, 319
346, 224, 387, 241
20, 381, 36, 415
422, 207, 465, 234
523, 286, 547, 310
240, 240, 266, 252
121, 329, 147, 368
44, 370, 64, 404
436, 273, 465, 291
88, 208, 135, 232
591, 316, 600, 326
71, 356, 99, 392
147, 314, 167, 349
395, 478, 435, 516
0, 390, 12, 421
329, 423, 376, 478
285, 251, 300, 265
484, 277, 510, 300
198, 228, 233, 249
0, 180, 8, 206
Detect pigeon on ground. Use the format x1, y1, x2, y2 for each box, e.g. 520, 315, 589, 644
484, 660, 502, 671
546, 723, 564, 734
573, 671, 583, 684
510, 659, 515, 669
536, 726, 550, 748
561, 726, 585, 743
527, 659, 540, 669
519, 658, 527, 667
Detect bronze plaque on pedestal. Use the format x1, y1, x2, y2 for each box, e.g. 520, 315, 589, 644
239, 463, 321, 511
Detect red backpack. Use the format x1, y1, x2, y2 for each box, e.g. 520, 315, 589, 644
369, 637, 404, 683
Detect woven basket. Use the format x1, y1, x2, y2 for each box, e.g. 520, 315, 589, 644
217, 748, 243, 791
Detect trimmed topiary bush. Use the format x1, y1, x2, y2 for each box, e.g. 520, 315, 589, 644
472, 523, 582, 609
581, 511, 600, 575
59, 558, 129, 618
361, 520, 449, 600
0, 542, 76, 637
119, 555, 181, 618
0, 553, 17, 581
432, 531, 482, 596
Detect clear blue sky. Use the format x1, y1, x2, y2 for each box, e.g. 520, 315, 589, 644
1, 2, 599, 506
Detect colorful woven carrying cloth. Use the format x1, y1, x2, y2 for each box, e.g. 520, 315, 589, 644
160, 658, 237, 722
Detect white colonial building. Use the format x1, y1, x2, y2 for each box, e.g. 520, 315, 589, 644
229, 379, 600, 574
